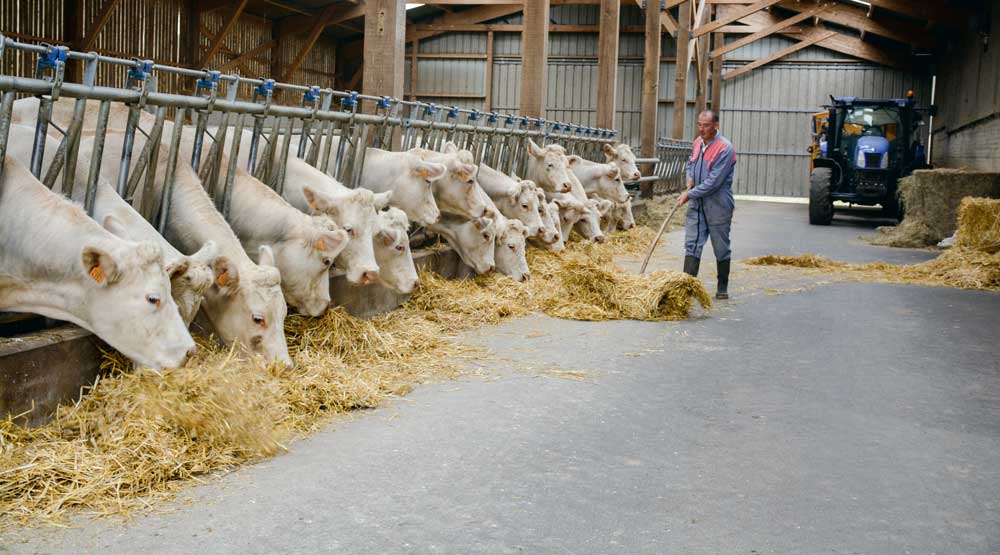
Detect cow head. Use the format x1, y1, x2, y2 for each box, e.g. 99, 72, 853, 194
574, 199, 608, 243
301, 185, 383, 285
604, 143, 641, 182
494, 218, 530, 283
551, 193, 587, 241
80, 239, 195, 370
268, 215, 349, 317
374, 208, 419, 295
527, 140, 575, 193
390, 157, 445, 226
618, 198, 635, 230
497, 179, 544, 238
594, 163, 629, 203
201, 247, 291, 366
430, 216, 497, 275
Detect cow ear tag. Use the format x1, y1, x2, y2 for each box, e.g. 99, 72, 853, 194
217, 270, 230, 287
418, 168, 430, 179
314, 238, 326, 251
89, 265, 105, 284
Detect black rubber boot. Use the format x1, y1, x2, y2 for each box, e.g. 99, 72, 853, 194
716, 259, 730, 299
683, 256, 700, 277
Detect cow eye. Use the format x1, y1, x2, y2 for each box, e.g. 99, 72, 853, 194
252, 314, 266, 326
521, 204, 529, 210
322, 258, 333, 267
343, 226, 354, 236
508, 244, 516, 250
146, 294, 161, 307
547, 164, 553, 169
482, 233, 490, 241
395, 244, 406, 253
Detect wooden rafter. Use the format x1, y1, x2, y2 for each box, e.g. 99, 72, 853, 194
199, 24, 258, 74
79, 0, 124, 51
218, 40, 276, 72
280, 3, 341, 81
776, 1, 933, 49
198, 0, 250, 69
275, 2, 366, 37
406, 4, 524, 42
724, 30, 836, 80
693, 0, 782, 38
711, 5, 827, 59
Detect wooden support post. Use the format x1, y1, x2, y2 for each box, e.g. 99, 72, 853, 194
484, 31, 494, 112
519, 0, 550, 118
63, 0, 83, 82
640, 0, 661, 198
711, 30, 723, 112
409, 40, 419, 101
595, 0, 620, 130
672, 0, 691, 140
363, 0, 406, 123
694, 4, 710, 117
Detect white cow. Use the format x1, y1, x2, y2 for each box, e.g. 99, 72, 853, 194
524, 140, 575, 194
575, 198, 612, 243
529, 195, 565, 252
602, 199, 636, 234
570, 158, 629, 203
0, 156, 195, 370
474, 188, 530, 282
373, 208, 420, 294
357, 148, 445, 226
604, 143, 642, 182
411, 143, 489, 220
428, 216, 497, 275
5, 125, 218, 327
474, 163, 546, 241
283, 157, 387, 286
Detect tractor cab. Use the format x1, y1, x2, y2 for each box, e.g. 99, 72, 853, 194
808, 93, 933, 225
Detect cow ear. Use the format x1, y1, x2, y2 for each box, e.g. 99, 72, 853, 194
81, 246, 120, 286
416, 161, 447, 181
507, 184, 521, 201
302, 186, 334, 214
527, 139, 544, 157
377, 229, 397, 247
473, 217, 490, 231
190, 240, 219, 265
315, 229, 348, 254
443, 142, 459, 155
374, 191, 393, 210
165, 258, 190, 281
607, 166, 620, 179
212, 255, 240, 292
102, 215, 131, 240
567, 155, 582, 167
603, 143, 616, 159
258, 245, 277, 269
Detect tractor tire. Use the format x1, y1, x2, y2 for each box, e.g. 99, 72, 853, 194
808, 168, 834, 225
881, 193, 903, 222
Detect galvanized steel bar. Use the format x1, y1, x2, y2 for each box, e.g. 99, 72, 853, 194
157, 107, 187, 234
221, 112, 247, 217
82, 99, 111, 216
0, 91, 16, 183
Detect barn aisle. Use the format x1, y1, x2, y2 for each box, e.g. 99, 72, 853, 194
8, 201, 999, 555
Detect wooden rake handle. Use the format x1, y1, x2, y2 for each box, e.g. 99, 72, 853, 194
639, 202, 681, 275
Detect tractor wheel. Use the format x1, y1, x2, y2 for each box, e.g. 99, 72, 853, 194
808, 168, 834, 225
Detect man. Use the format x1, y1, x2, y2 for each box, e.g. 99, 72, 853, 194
676, 110, 736, 299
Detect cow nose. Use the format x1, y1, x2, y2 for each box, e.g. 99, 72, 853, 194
411, 279, 420, 291
632, 172, 641, 180
486, 265, 496, 274
561, 182, 572, 192
594, 235, 606, 243
520, 273, 530, 282
361, 270, 378, 284
481, 207, 490, 217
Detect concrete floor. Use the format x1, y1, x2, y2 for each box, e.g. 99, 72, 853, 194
5, 201, 999, 554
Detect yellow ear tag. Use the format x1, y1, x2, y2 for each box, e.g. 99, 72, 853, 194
217, 270, 230, 287
89, 265, 105, 284
418, 169, 430, 179
314, 238, 326, 251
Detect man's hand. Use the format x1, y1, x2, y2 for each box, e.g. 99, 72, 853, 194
676, 191, 689, 206
686, 178, 694, 190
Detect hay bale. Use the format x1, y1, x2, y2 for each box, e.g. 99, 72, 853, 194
955, 197, 1000, 253
866, 169, 1000, 248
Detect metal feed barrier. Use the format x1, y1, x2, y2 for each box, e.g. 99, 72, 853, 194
629, 138, 693, 197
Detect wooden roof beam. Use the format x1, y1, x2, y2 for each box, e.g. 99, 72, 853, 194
275, 2, 366, 37
776, 0, 934, 49
79, 0, 124, 52
724, 30, 836, 79
711, 5, 827, 59
198, 0, 250, 69
693, 0, 783, 38
218, 39, 276, 72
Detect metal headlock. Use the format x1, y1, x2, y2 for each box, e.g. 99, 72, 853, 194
0, 34, 624, 233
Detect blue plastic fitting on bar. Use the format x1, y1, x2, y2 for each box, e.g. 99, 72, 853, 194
468, 110, 481, 121
424, 103, 437, 116
534, 118, 544, 127
552, 123, 561, 132
37, 45, 68, 72
377, 96, 391, 109
303, 85, 320, 103
196, 70, 220, 94
447, 106, 460, 119
127, 59, 154, 82
520, 117, 530, 126
341, 90, 358, 108
487, 112, 499, 123
505, 115, 516, 125
255, 78, 275, 98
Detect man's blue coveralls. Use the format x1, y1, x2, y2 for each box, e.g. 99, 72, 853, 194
684, 133, 736, 262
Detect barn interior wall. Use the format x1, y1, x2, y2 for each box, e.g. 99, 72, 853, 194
931, 0, 999, 171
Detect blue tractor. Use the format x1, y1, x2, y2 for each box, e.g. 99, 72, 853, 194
808, 93, 933, 225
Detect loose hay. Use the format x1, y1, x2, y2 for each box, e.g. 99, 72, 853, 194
955, 197, 1000, 254
634, 193, 687, 230
0, 225, 710, 526
865, 170, 1000, 248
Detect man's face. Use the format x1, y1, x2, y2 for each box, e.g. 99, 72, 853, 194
697, 115, 719, 142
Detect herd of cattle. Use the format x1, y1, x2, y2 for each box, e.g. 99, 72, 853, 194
0, 97, 641, 371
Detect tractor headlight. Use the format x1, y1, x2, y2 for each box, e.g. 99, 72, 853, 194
856, 149, 867, 168
880, 153, 889, 169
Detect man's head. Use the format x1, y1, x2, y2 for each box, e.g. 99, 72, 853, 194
696, 110, 720, 142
